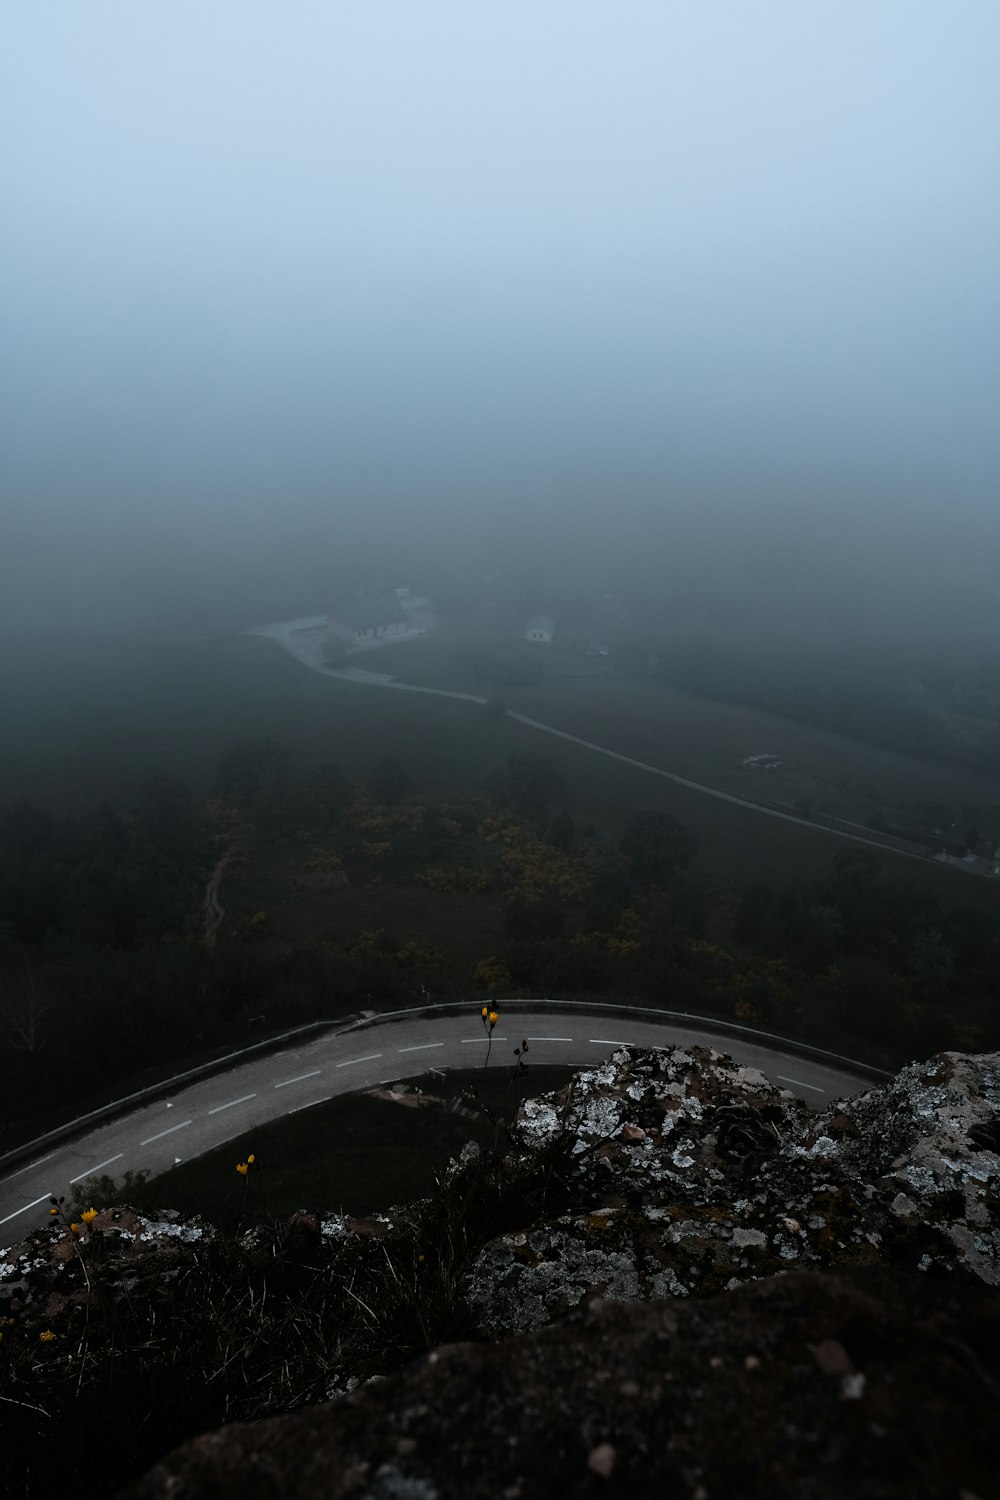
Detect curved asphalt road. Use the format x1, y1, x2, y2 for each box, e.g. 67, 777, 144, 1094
0, 1011, 873, 1247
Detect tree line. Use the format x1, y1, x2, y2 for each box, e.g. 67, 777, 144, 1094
2, 735, 999, 1137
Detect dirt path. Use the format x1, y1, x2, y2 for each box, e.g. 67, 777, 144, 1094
204, 855, 228, 946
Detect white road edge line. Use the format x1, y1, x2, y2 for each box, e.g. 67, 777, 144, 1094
336, 1054, 382, 1067
70, 1153, 123, 1184
287, 1095, 333, 1114
140, 1120, 192, 1146
589, 1039, 634, 1047
776, 1075, 826, 1094
11, 1153, 57, 1178
397, 1042, 444, 1053
274, 1070, 322, 1088
0, 1193, 52, 1227
208, 1094, 257, 1115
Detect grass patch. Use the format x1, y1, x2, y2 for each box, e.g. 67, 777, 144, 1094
370, 635, 1000, 827
508, 674, 1000, 822
0, 631, 528, 810
2, 1061, 588, 1500
106, 1065, 578, 1231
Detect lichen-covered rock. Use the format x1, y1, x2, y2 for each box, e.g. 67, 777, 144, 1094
466, 1046, 1000, 1333
4, 1046, 999, 1500
128, 1268, 1000, 1500
0, 1206, 218, 1322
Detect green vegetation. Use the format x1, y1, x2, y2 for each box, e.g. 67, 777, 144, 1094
2, 626, 999, 1500
366, 633, 1000, 837
1, 627, 999, 1148
1, 1073, 589, 1500
0, 632, 499, 811
80, 1065, 579, 1230
3, 729, 999, 1149
648, 631, 1000, 778
3, 629, 998, 892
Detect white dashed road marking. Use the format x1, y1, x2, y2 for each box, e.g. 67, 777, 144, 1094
336, 1054, 382, 1067
776, 1076, 826, 1093
0, 1193, 52, 1227
274, 1070, 322, 1088
397, 1042, 444, 1053
208, 1094, 257, 1115
526, 1036, 573, 1042
70, 1153, 123, 1184
460, 1037, 508, 1043
140, 1120, 192, 1146
589, 1039, 634, 1047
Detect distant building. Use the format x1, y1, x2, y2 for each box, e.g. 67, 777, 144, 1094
525, 615, 554, 644
328, 596, 409, 645
933, 848, 1000, 879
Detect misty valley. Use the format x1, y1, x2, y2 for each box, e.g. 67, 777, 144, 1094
4, 4, 1000, 1494
3, 592, 1000, 1140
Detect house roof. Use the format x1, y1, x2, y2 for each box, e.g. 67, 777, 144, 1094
526, 615, 554, 634
334, 597, 407, 632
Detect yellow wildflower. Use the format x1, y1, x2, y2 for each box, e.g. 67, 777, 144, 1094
81, 1207, 98, 1224
247, 1154, 255, 1165
488, 1010, 499, 1027
236, 1162, 249, 1176
69, 1223, 80, 1235
39, 1330, 56, 1343
49, 1208, 58, 1216
481, 1006, 488, 1019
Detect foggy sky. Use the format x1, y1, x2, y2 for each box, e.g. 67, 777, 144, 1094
2, 2, 999, 634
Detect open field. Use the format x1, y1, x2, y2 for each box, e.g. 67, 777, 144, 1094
3, 631, 1000, 903
0, 632, 508, 811
509, 675, 1000, 827
109, 1065, 578, 1229
366, 636, 1000, 830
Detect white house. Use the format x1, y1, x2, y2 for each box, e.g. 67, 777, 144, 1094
328, 597, 410, 645
525, 615, 554, 644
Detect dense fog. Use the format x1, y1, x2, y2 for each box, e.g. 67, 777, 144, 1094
5, 17, 1000, 1494
2, 2, 998, 638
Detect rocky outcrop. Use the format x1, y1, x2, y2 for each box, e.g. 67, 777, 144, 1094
464, 1046, 1000, 1333
130, 1268, 1000, 1500
0, 1205, 217, 1322
2, 1045, 998, 1500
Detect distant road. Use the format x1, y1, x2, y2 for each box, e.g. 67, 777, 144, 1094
246, 615, 487, 704
247, 617, 954, 870
0, 1010, 873, 1245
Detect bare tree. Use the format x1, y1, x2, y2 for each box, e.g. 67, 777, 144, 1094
0, 961, 52, 1058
